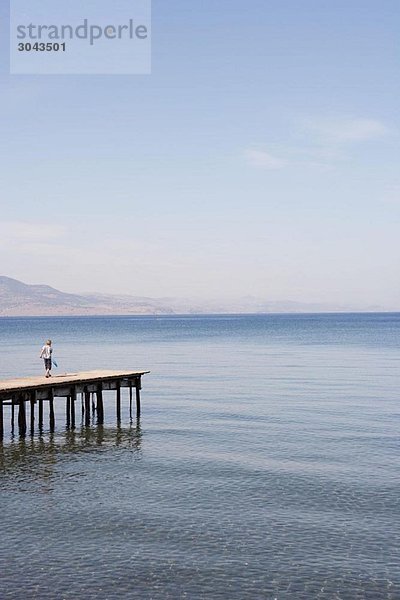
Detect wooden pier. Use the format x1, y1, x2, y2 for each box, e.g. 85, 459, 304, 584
0, 370, 149, 439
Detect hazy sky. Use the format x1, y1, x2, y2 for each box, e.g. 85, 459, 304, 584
1, 0, 399, 308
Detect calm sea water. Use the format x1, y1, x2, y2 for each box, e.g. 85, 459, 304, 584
0, 314, 399, 599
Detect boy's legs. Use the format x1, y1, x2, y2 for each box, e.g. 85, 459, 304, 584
44, 358, 52, 377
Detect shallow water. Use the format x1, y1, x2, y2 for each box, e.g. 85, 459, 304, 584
1, 314, 399, 599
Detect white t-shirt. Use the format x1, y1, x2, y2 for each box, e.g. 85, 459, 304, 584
41, 345, 52, 359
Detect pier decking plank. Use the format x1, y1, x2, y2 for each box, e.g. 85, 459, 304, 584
0, 370, 150, 395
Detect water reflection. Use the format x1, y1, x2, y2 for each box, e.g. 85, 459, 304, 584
0, 418, 143, 480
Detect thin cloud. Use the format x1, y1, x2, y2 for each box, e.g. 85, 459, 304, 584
380, 186, 400, 206
243, 116, 392, 173
304, 117, 390, 143
245, 149, 287, 170
0, 221, 66, 244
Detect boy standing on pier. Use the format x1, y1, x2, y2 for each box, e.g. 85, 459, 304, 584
40, 339, 53, 378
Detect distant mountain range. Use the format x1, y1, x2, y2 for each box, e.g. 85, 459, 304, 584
0, 276, 385, 316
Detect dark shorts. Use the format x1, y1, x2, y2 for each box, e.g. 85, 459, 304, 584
44, 358, 52, 370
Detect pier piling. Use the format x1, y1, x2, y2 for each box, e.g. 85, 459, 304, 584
96, 386, 104, 425
49, 389, 55, 431
84, 389, 91, 427
38, 399, 43, 430
18, 396, 26, 437
116, 381, 121, 423
136, 382, 141, 418
66, 396, 71, 429
0, 399, 3, 439
11, 402, 15, 433
30, 391, 36, 435
71, 388, 76, 429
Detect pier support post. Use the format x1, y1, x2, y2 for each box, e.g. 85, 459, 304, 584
11, 399, 15, 434
18, 396, 27, 437
38, 399, 43, 431
96, 385, 104, 425
30, 391, 36, 435
49, 389, 55, 431
70, 387, 76, 429
0, 399, 3, 440
129, 384, 133, 419
116, 381, 121, 423
66, 396, 71, 429
84, 389, 91, 427
136, 378, 141, 417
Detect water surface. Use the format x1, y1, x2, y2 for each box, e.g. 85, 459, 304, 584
0, 314, 399, 599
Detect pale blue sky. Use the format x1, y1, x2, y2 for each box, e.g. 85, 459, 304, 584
1, 0, 399, 307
